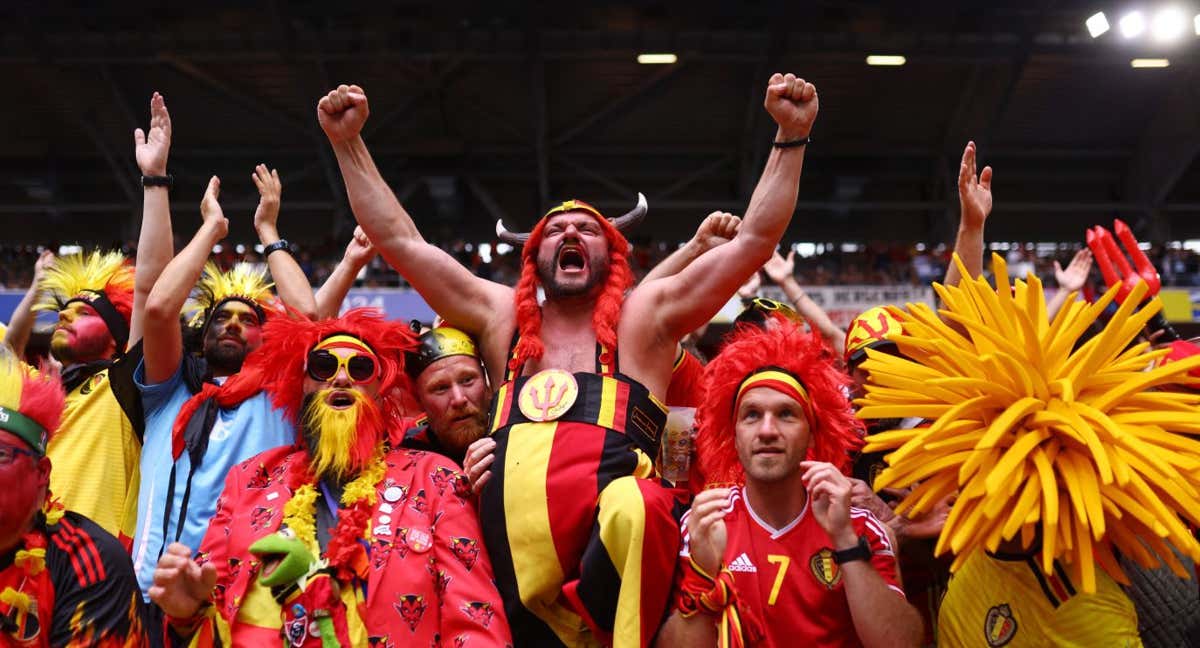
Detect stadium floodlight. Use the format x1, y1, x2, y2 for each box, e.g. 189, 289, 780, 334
1087, 11, 1110, 37
1194, 13, 1200, 35
1151, 7, 1187, 41
866, 55, 906, 66
1119, 10, 1147, 38
637, 53, 677, 64
1131, 57, 1170, 67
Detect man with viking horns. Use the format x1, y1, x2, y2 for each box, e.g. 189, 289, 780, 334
317, 73, 818, 647
149, 309, 511, 646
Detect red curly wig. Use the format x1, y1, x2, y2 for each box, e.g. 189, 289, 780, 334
169, 308, 417, 462
510, 206, 634, 372
695, 320, 864, 487
253, 308, 416, 425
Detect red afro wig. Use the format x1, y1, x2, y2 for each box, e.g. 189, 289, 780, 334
695, 320, 864, 487
0, 350, 65, 453
169, 308, 417, 461
510, 206, 634, 372
250, 308, 418, 426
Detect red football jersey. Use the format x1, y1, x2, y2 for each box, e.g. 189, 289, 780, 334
666, 347, 705, 407
680, 487, 903, 648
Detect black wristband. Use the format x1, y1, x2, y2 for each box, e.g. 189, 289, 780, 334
832, 535, 871, 564
263, 240, 292, 257
773, 136, 811, 149
141, 174, 173, 188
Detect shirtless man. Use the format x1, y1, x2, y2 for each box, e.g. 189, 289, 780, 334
318, 72, 818, 647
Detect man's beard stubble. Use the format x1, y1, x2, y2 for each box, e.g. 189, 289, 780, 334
203, 338, 248, 376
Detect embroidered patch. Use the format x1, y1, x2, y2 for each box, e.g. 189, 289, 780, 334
808, 548, 842, 589
984, 604, 1017, 647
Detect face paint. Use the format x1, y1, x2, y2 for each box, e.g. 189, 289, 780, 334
0, 432, 48, 553
202, 300, 265, 376
50, 301, 115, 364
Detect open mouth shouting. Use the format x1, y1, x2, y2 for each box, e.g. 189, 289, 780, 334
557, 244, 587, 274
325, 389, 357, 410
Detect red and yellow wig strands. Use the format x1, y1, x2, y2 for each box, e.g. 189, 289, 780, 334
695, 321, 863, 487
0, 349, 65, 448
510, 203, 634, 372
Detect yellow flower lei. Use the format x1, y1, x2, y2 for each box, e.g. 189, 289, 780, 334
282, 447, 388, 556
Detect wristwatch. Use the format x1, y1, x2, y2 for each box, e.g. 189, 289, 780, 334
263, 239, 292, 257
832, 534, 871, 564
141, 174, 173, 188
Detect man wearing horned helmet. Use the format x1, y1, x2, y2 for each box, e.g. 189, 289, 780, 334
318, 72, 818, 647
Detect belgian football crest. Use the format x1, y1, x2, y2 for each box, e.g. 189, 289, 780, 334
808, 548, 842, 589
984, 604, 1017, 647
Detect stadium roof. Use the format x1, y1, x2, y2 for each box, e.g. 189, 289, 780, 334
2, 0, 1198, 247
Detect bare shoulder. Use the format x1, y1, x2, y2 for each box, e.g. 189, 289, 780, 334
617, 287, 676, 398
474, 299, 517, 385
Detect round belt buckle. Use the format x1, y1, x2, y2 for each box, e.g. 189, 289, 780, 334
518, 369, 579, 422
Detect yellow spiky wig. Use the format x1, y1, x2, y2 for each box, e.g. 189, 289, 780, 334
186, 261, 277, 331
857, 253, 1200, 593
34, 250, 135, 348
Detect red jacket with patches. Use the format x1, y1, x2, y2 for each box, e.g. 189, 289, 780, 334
184, 444, 512, 647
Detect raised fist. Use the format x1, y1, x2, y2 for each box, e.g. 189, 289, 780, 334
345, 226, 376, 267
764, 73, 819, 140
199, 176, 229, 240
318, 84, 370, 144
693, 211, 741, 251
148, 543, 217, 620
134, 92, 172, 176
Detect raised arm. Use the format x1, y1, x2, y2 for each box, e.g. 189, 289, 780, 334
627, 74, 818, 344
315, 226, 376, 319
317, 84, 510, 336
640, 212, 740, 284
131, 92, 176, 350
3, 250, 54, 358
1046, 248, 1093, 322
143, 177, 229, 384
763, 250, 845, 355
252, 165, 316, 319
942, 141, 992, 287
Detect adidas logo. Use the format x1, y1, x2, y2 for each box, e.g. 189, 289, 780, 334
729, 553, 757, 573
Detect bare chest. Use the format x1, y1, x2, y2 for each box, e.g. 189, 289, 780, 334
525, 328, 600, 375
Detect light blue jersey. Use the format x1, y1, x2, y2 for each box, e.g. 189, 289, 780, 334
130, 357, 294, 598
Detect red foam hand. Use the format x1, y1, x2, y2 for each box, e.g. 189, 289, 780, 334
1086, 219, 1161, 304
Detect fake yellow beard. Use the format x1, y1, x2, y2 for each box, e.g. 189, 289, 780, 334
301, 389, 380, 482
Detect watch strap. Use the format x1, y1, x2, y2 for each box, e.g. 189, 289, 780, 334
263, 239, 291, 257
832, 534, 871, 564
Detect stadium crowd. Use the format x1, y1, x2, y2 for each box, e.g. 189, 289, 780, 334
9, 238, 1200, 293
0, 73, 1198, 648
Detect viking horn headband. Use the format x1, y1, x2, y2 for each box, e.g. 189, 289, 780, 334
494, 193, 648, 246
